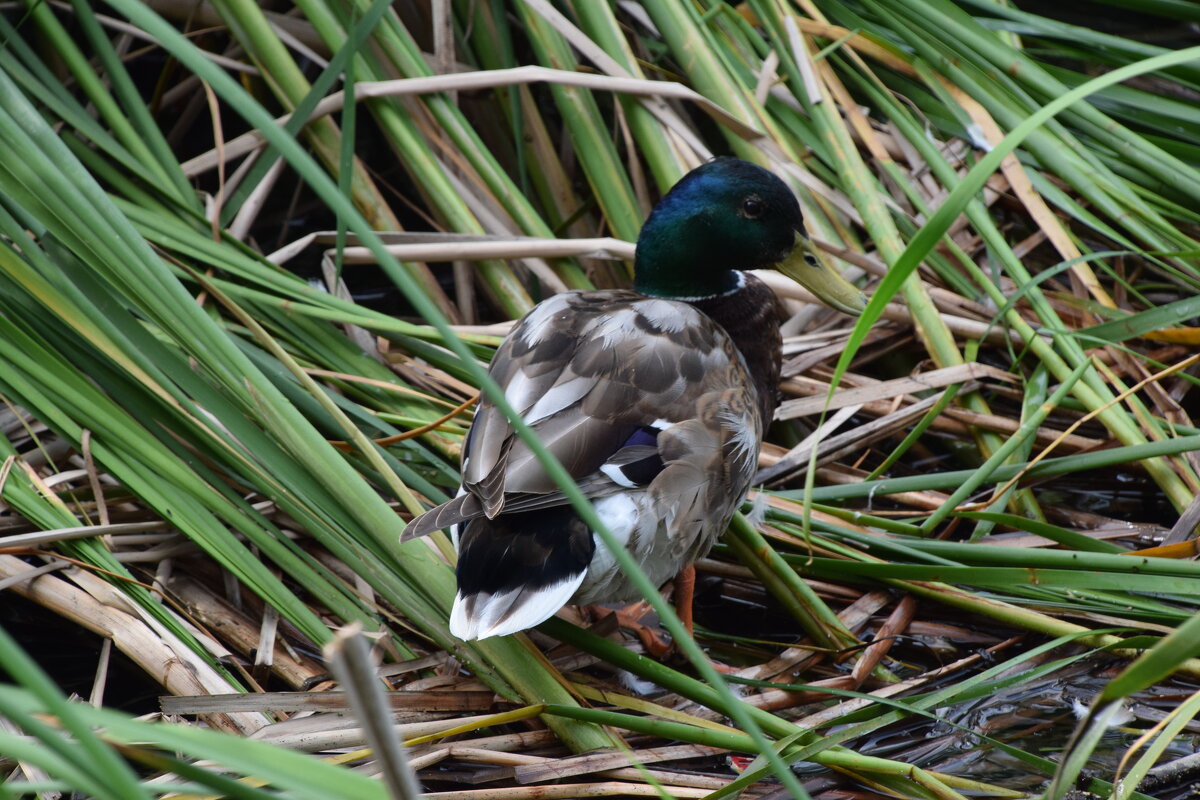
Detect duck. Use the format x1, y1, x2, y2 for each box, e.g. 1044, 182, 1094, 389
403, 157, 866, 641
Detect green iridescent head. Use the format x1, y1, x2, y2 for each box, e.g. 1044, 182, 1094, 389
634, 158, 865, 313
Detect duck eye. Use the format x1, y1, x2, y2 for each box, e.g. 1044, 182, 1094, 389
741, 197, 765, 219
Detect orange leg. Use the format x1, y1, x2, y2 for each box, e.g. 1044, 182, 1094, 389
674, 564, 696, 637
596, 565, 699, 659
589, 573, 737, 672
593, 601, 672, 658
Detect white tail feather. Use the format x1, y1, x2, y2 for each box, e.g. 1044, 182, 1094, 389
450, 571, 588, 640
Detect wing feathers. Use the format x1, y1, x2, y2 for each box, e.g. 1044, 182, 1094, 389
401, 493, 483, 542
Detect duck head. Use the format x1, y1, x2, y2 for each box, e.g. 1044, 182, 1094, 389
633, 157, 866, 314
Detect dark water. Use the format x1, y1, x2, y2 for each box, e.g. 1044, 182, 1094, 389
1, 592, 161, 714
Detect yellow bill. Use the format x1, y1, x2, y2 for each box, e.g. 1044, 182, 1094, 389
776, 233, 867, 316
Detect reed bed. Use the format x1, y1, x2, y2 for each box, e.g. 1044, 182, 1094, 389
0, 1, 1198, 798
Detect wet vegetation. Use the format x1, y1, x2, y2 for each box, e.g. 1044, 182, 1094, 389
1, 1, 1199, 798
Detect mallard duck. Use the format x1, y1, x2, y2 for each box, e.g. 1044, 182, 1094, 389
404, 157, 865, 641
